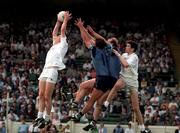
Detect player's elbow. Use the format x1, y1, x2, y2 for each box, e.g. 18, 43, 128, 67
84, 41, 91, 48
52, 32, 57, 37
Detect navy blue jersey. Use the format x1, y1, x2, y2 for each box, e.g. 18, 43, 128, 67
89, 45, 121, 79
90, 45, 109, 76
105, 45, 121, 79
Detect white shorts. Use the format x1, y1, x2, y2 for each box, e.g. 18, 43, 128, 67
38, 68, 58, 84
120, 75, 138, 91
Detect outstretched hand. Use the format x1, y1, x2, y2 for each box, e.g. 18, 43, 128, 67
86, 25, 94, 34
112, 49, 121, 57
74, 18, 84, 28
64, 11, 72, 22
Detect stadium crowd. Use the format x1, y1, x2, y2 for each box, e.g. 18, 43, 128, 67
0, 16, 179, 131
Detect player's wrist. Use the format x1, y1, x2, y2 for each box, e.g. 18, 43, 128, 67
57, 19, 61, 24
118, 54, 121, 58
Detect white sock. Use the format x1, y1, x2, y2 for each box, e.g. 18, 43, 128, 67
37, 112, 44, 118
104, 101, 110, 107
139, 124, 145, 131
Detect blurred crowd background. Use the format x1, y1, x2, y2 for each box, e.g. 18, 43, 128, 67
0, 0, 180, 132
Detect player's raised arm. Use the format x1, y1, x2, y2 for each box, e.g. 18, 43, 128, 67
113, 49, 129, 68
60, 11, 72, 38
75, 18, 95, 48
86, 25, 107, 43
52, 15, 62, 41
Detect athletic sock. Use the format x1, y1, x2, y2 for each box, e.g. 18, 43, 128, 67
139, 124, 145, 131
77, 112, 83, 118
37, 112, 44, 118
90, 120, 97, 128
104, 101, 110, 107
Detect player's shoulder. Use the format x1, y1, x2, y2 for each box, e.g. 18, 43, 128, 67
130, 53, 138, 58
122, 53, 128, 57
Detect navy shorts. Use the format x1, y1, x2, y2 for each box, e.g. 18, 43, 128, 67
95, 76, 117, 93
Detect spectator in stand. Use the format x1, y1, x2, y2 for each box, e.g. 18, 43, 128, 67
147, 83, 156, 96
150, 92, 160, 107
0, 121, 6, 133
141, 122, 152, 133
124, 122, 134, 133
46, 121, 58, 133
98, 123, 107, 133
144, 107, 154, 124
18, 117, 29, 133
28, 120, 40, 133
75, 44, 85, 57
82, 60, 92, 71
140, 78, 147, 89
51, 113, 60, 125
64, 124, 71, 133
113, 123, 124, 133
58, 124, 65, 133
7, 110, 19, 121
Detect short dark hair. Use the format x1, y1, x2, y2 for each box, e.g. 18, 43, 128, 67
95, 38, 106, 49
126, 40, 138, 52
110, 37, 118, 47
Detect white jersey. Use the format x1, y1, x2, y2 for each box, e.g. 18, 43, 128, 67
120, 53, 139, 87
125, 128, 135, 133
44, 36, 68, 70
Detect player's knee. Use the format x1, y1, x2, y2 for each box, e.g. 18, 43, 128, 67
95, 101, 102, 108
114, 83, 121, 91
80, 80, 93, 90
95, 102, 102, 110
79, 82, 84, 88
86, 99, 95, 107
95, 104, 102, 112
44, 95, 51, 102
39, 92, 44, 99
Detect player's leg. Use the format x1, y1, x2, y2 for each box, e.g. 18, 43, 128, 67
71, 78, 95, 110
38, 80, 46, 115
72, 88, 104, 121
43, 68, 58, 126
82, 88, 104, 114
83, 76, 117, 131
44, 80, 56, 124
130, 88, 145, 132
104, 78, 125, 107
83, 91, 110, 131
33, 79, 46, 127
93, 90, 109, 121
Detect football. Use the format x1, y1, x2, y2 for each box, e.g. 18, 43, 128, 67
57, 11, 65, 22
